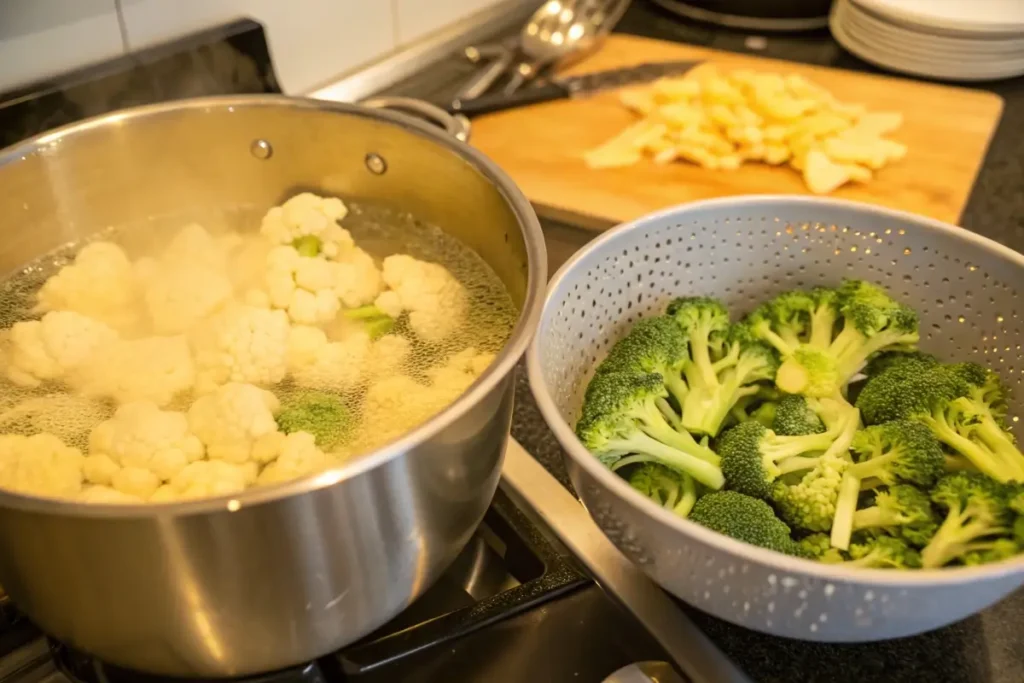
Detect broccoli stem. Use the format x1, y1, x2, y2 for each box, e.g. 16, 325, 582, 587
688, 326, 719, 388
673, 474, 698, 517
972, 418, 1024, 481
609, 432, 725, 490
834, 329, 918, 386
852, 506, 902, 529
752, 322, 796, 357
656, 397, 682, 430
776, 455, 822, 475
345, 305, 388, 320
292, 235, 322, 257
764, 431, 835, 465
829, 472, 862, 550
663, 374, 690, 409
775, 358, 811, 395
923, 412, 1015, 483
809, 305, 838, 349
609, 455, 651, 472
920, 501, 1009, 568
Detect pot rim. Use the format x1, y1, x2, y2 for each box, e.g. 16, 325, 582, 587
527, 194, 1024, 587
0, 94, 547, 517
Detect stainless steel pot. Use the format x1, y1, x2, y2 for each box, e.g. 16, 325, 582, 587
0, 95, 546, 677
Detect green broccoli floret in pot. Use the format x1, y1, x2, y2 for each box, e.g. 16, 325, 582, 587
844, 535, 922, 569
851, 484, 937, 548
276, 391, 353, 449
575, 371, 724, 490
689, 490, 802, 556
597, 315, 690, 409
773, 394, 827, 436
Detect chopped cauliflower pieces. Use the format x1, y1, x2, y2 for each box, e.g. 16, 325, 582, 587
190, 305, 290, 394
88, 402, 204, 481
0, 433, 84, 498
187, 383, 281, 464
4, 311, 117, 388
377, 254, 469, 343
35, 241, 143, 334
0, 191, 514, 504
68, 335, 195, 407
260, 193, 353, 258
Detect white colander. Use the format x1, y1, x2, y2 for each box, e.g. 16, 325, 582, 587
527, 195, 1024, 642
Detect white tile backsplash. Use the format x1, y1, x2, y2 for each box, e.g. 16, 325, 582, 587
394, 0, 509, 46
118, 0, 395, 94
0, 0, 124, 93
0, 0, 517, 98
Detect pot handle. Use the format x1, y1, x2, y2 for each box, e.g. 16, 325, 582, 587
360, 96, 471, 143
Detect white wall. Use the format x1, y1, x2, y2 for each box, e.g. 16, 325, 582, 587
0, 0, 516, 95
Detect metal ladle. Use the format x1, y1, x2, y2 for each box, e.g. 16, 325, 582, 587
505, 0, 630, 95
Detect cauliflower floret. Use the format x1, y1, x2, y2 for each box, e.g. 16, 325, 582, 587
187, 383, 281, 464
333, 247, 384, 309
68, 335, 195, 407
425, 347, 497, 405
164, 459, 258, 500
365, 334, 412, 381
82, 453, 120, 486
0, 433, 84, 498
78, 485, 144, 504
257, 431, 331, 485
263, 245, 341, 325
135, 224, 240, 334
110, 466, 161, 499
88, 402, 204, 483
4, 311, 117, 388
286, 325, 370, 391
354, 375, 441, 450
376, 255, 469, 343
35, 241, 143, 334
190, 304, 290, 394
260, 193, 353, 259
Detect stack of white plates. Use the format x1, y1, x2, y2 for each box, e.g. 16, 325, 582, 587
830, 0, 1024, 81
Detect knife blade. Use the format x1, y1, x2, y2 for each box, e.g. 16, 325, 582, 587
448, 60, 702, 117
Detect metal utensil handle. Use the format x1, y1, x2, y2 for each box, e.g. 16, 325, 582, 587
360, 96, 471, 142
450, 81, 569, 117
501, 439, 754, 683
455, 49, 516, 101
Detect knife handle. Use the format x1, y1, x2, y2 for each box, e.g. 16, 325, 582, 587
448, 81, 570, 117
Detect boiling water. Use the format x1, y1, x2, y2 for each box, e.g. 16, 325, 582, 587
0, 201, 519, 460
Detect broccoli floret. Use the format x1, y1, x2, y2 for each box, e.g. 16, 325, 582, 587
718, 418, 840, 499
920, 472, 1016, 568
598, 316, 689, 408
773, 394, 827, 436
863, 350, 939, 378
292, 235, 322, 257
771, 454, 850, 532
276, 391, 353, 449
797, 533, 848, 562
830, 421, 944, 549
845, 535, 922, 569
344, 305, 395, 339
747, 281, 918, 397
666, 299, 776, 437
960, 538, 1019, 566
857, 362, 1024, 483
850, 484, 937, 547
689, 490, 802, 556
576, 372, 724, 490
626, 462, 698, 518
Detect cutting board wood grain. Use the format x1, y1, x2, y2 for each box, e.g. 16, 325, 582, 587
470, 35, 1004, 230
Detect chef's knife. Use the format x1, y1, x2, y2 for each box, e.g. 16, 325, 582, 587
448, 60, 702, 117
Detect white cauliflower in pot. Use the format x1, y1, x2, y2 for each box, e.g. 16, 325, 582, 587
4, 311, 117, 388
374, 255, 469, 343
151, 459, 258, 502
187, 382, 282, 465
260, 193, 353, 258
78, 485, 144, 504
86, 402, 204, 484
427, 347, 497, 403
190, 304, 290, 394
68, 335, 195, 407
35, 241, 143, 335
333, 247, 384, 309
257, 431, 331, 485
0, 433, 84, 498
286, 325, 370, 391
262, 245, 342, 325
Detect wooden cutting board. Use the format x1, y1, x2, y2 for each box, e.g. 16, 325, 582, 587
470, 35, 1004, 230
